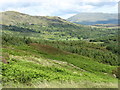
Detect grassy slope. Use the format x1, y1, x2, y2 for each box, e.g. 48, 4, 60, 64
1, 11, 75, 25
2, 43, 118, 88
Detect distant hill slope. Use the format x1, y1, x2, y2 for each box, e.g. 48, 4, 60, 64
0, 11, 85, 40
1, 11, 118, 40
0, 11, 78, 26
67, 13, 118, 25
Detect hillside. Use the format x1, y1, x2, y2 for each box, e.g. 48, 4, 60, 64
2, 35, 118, 88
1, 11, 119, 88
67, 13, 117, 25
1, 11, 76, 26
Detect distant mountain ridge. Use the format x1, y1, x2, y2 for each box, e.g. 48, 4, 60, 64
67, 13, 118, 25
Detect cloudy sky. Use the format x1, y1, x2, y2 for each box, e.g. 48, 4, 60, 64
0, 0, 119, 19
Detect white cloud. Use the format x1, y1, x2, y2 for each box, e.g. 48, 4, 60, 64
60, 14, 77, 19
94, 3, 118, 13
0, 0, 118, 19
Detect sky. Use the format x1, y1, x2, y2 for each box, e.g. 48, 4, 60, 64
0, 0, 119, 19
